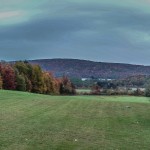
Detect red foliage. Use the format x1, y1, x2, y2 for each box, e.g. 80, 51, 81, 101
1, 65, 16, 90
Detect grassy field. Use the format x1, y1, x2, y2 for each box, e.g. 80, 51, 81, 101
76, 89, 91, 94
0, 90, 150, 150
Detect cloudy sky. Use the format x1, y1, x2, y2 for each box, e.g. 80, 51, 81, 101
0, 0, 150, 65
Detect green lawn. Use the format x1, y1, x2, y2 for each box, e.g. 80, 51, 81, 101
0, 90, 150, 150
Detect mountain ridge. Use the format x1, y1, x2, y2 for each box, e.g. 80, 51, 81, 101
28, 58, 150, 79
29, 58, 147, 66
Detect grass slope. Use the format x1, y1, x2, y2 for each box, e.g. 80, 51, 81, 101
0, 90, 150, 150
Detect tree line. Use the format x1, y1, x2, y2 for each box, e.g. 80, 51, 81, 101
0, 61, 75, 95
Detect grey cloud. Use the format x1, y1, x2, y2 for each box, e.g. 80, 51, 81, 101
0, 2, 150, 64
0, 17, 85, 41
1, 4, 150, 42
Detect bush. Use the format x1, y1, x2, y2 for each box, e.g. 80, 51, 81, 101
91, 85, 101, 95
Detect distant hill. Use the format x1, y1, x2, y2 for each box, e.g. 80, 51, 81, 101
29, 59, 150, 79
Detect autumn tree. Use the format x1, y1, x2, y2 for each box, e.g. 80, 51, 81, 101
1, 65, 16, 90
0, 61, 75, 95
0, 75, 3, 89
60, 76, 76, 95
0, 64, 3, 89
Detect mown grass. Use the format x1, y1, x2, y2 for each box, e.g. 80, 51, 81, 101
0, 90, 150, 150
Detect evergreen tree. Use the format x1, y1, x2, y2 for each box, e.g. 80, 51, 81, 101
145, 79, 150, 97
31, 65, 44, 93
16, 74, 26, 91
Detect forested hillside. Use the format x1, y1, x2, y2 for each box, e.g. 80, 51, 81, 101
30, 59, 150, 79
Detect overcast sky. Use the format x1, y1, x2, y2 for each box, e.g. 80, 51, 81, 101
0, 0, 150, 65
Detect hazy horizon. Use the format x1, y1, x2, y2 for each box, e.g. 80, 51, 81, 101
0, 0, 150, 65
